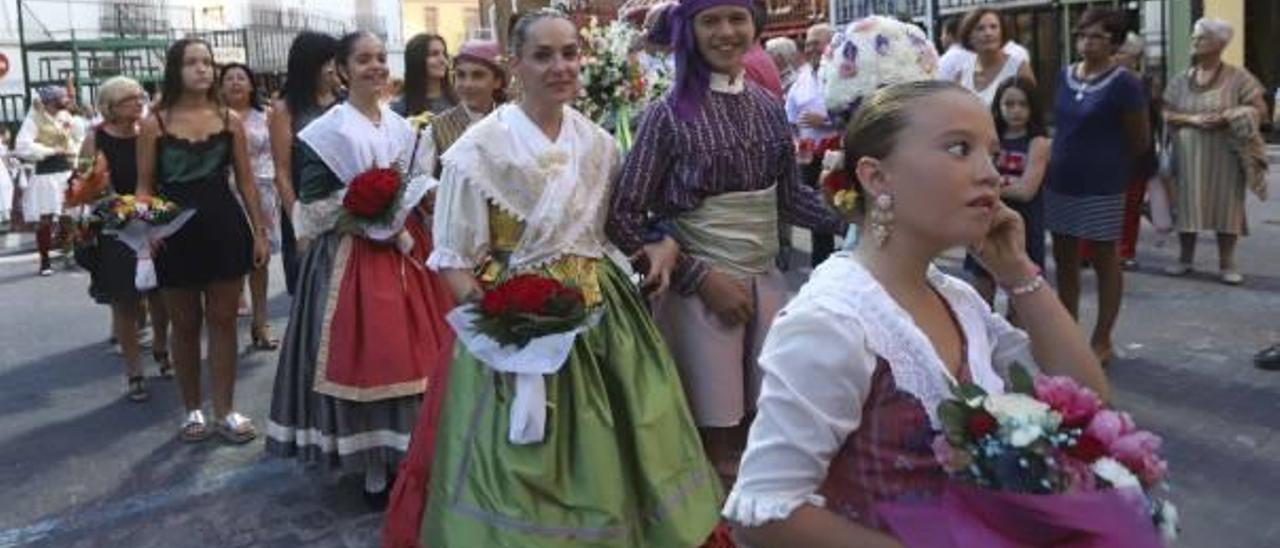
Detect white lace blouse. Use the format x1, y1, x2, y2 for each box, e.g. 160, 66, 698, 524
722, 253, 1033, 526
427, 104, 620, 272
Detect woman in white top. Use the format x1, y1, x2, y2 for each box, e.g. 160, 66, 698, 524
220, 62, 279, 350
723, 80, 1106, 546
0, 128, 13, 225
955, 8, 1035, 105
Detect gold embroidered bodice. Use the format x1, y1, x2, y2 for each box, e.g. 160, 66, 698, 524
478, 205, 603, 307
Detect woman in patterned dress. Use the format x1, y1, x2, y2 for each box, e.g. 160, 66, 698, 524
1162, 18, 1269, 285
220, 62, 280, 350
265, 31, 456, 503
724, 80, 1107, 547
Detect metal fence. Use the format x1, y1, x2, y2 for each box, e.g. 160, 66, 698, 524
2, 1, 369, 126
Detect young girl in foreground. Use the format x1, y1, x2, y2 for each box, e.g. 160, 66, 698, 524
723, 80, 1107, 547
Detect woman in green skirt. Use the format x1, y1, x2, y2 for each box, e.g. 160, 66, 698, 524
414, 9, 722, 547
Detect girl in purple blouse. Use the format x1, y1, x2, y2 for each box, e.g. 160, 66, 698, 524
607, 0, 842, 478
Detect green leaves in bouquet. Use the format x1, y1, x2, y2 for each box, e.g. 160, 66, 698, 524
938, 399, 971, 446
939, 380, 990, 445
1008, 363, 1036, 396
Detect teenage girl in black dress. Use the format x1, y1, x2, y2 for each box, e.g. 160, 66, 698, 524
136, 38, 269, 443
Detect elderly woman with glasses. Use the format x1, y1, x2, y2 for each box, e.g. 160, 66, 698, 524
80, 76, 173, 401
1162, 17, 1269, 286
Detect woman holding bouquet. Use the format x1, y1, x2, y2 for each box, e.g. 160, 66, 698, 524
724, 80, 1108, 546
136, 38, 270, 443
608, 0, 844, 480
265, 31, 456, 504
417, 10, 721, 546
380, 36, 506, 547
81, 76, 172, 402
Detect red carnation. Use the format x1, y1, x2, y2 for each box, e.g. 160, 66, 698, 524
821, 169, 852, 195
472, 273, 591, 348
1066, 434, 1107, 463
966, 410, 998, 439
508, 277, 558, 314
480, 288, 508, 316
343, 168, 401, 218
483, 275, 568, 315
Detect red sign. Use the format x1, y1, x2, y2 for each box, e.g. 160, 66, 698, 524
0, 53, 9, 79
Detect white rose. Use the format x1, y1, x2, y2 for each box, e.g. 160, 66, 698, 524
1008, 424, 1045, 448
1091, 457, 1141, 489
983, 393, 1051, 423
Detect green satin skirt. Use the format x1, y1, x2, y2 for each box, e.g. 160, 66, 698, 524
421, 260, 722, 547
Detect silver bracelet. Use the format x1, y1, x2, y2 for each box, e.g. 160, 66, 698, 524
1007, 274, 1047, 297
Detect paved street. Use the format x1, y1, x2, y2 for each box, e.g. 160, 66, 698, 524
2, 155, 1279, 547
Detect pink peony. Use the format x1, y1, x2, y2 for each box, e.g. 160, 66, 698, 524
1110, 431, 1167, 486
1034, 375, 1104, 428
1085, 410, 1136, 447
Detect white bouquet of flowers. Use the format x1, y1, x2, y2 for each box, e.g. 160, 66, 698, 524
575, 17, 647, 149
820, 15, 940, 116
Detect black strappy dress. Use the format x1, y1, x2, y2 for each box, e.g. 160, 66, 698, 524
152, 112, 253, 287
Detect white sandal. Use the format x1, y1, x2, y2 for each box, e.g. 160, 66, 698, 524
216, 412, 258, 444
179, 410, 212, 442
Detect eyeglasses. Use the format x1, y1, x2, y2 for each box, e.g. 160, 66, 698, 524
1074, 31, 1111, 42
113, 94, 145, 106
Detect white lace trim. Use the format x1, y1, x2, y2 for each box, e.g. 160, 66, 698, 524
291, 194, 343, 241
438, 105, 616, 271
427, 246, 480, 270
721, 490, 826, 527
803, 254, 1005, 429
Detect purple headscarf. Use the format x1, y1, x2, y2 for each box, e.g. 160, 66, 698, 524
665, 0, 755, 121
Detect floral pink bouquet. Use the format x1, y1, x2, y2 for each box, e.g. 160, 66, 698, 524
878, 365, 1178, 547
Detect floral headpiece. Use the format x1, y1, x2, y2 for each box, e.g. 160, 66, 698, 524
820, 16, 939, 117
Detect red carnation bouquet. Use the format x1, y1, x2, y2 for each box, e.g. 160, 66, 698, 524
472, 274, 590, 349
340, 167, 405, 233
877, 365, 1178, 547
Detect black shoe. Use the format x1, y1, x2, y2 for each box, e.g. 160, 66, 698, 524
362, 487, 389, 510
1256, 345, 1280, 371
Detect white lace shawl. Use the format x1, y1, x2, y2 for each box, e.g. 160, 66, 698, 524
427, 104, 619, 271
722, 253, 1033, 527
292, 103, 434, 241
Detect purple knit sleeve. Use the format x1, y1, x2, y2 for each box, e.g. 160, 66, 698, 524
609, 103, 671, 254
771, 106, 844, 234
